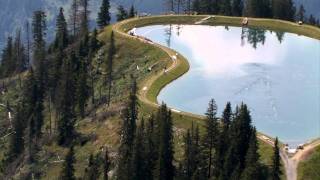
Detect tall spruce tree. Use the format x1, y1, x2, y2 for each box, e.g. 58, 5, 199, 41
84, 154, 100, 180
70, 0, 80, 37
60, 146, 76, 180
202, 99, 219, 178
240, 128, 262, 180
0, 37, 14, 77
216, 102, 232, 179
97, 0, 111, 29
129, 5, 136, 18
297, 4, 305, 21
117, 79, 138, 179
232, 0, 243, 16
132, 119, 147, 180
32, 10, 47, 138
145, 115, 157, 179
8, 103, 25, 159
104, 147, 110, 180
57, 53, 77, 146
55, 7, 68, 49
106, 31, 115, 107
271, 137, 282, 180
116, 5, 128, 21
154, 104, 174, 180
80, 0, 90, 36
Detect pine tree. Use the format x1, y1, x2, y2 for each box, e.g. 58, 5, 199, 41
104, 147, 110, 180
202, 99, 219, 178
154, 104, 175, 180
116, 5, 128, 21
183, 129, 193, 179
0, 37, 13, 77
240, 128, 262, 180
129, 5, 136, 18
132, 119, 147, 180
297, 5, 305, 21
8, 103, 25, 159
70, 0, 80, 37
145, 115, 157, 179
220, 0, 232, 16
216, 102, 232, 179
232, 0, 243, 16
60, 146, 76, 180
55, 7, 68, 49
97, 0, 111, 29
76, 38, 90, 118
84, 154, 100, 180
57, 53, 77, 146
308, 14, 317, 25
79, 0, 90, 36
106, 31, 115, 107
32, 10, 47, 138
222, 103, 253, 179
117, 79, 138, 179
22, 69, 38, 163
192, 0, 201, 13
13, 29, 28, 73
271, 137, 282, 180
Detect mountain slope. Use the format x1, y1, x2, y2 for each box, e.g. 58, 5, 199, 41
0, 0, 164, 49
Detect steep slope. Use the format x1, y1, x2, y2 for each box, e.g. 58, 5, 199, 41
0, 0, 164, 49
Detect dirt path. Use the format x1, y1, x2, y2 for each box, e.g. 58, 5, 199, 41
258, 135, 320, 180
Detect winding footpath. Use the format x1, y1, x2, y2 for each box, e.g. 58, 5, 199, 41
113, 16, 320, 180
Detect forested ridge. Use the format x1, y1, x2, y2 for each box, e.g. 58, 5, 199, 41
1, 0, 318, 179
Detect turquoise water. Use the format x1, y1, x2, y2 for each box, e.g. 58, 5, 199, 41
135, 25, 320, 146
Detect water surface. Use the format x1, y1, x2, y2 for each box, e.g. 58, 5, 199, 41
136, 25, 320, 146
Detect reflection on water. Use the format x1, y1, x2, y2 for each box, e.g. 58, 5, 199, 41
136, 25, 320, 146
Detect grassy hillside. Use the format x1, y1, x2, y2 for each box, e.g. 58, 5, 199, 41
298, 146, 320, 180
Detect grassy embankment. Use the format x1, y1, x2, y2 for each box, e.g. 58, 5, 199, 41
298, 146, 320, 180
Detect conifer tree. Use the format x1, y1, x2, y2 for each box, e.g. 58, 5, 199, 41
240, 128, 262, 180
183, 129, 193, 179
55, 7, 68, 49
192, 0, 201, 13
220, 0, 232, 16
76, 38, 90, 118
70, 0, 80, 37
0, 37, 13, 77
154, 104, 174, 180
104, 147, 110, 180
145, 115, 157, 179
60, 146, 76, 180
202, 99, 219, 178
84, 154, 100, 180
13, 29, 28, 73
106, 31, 115, 107
32, 10, 47, 138
117, 79, 138, 179
129, 5, 136, 18
97, 0, 111, 29
80, 0, 90, 36
132, 119, 147, 180
57, 53, 77, 146
232, 0, 243, 16
8, 104, 25, 159
271, 137, 281, 180
116, 5, 128, 21
297, 5, 305, 21
216, 102, 232, 178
